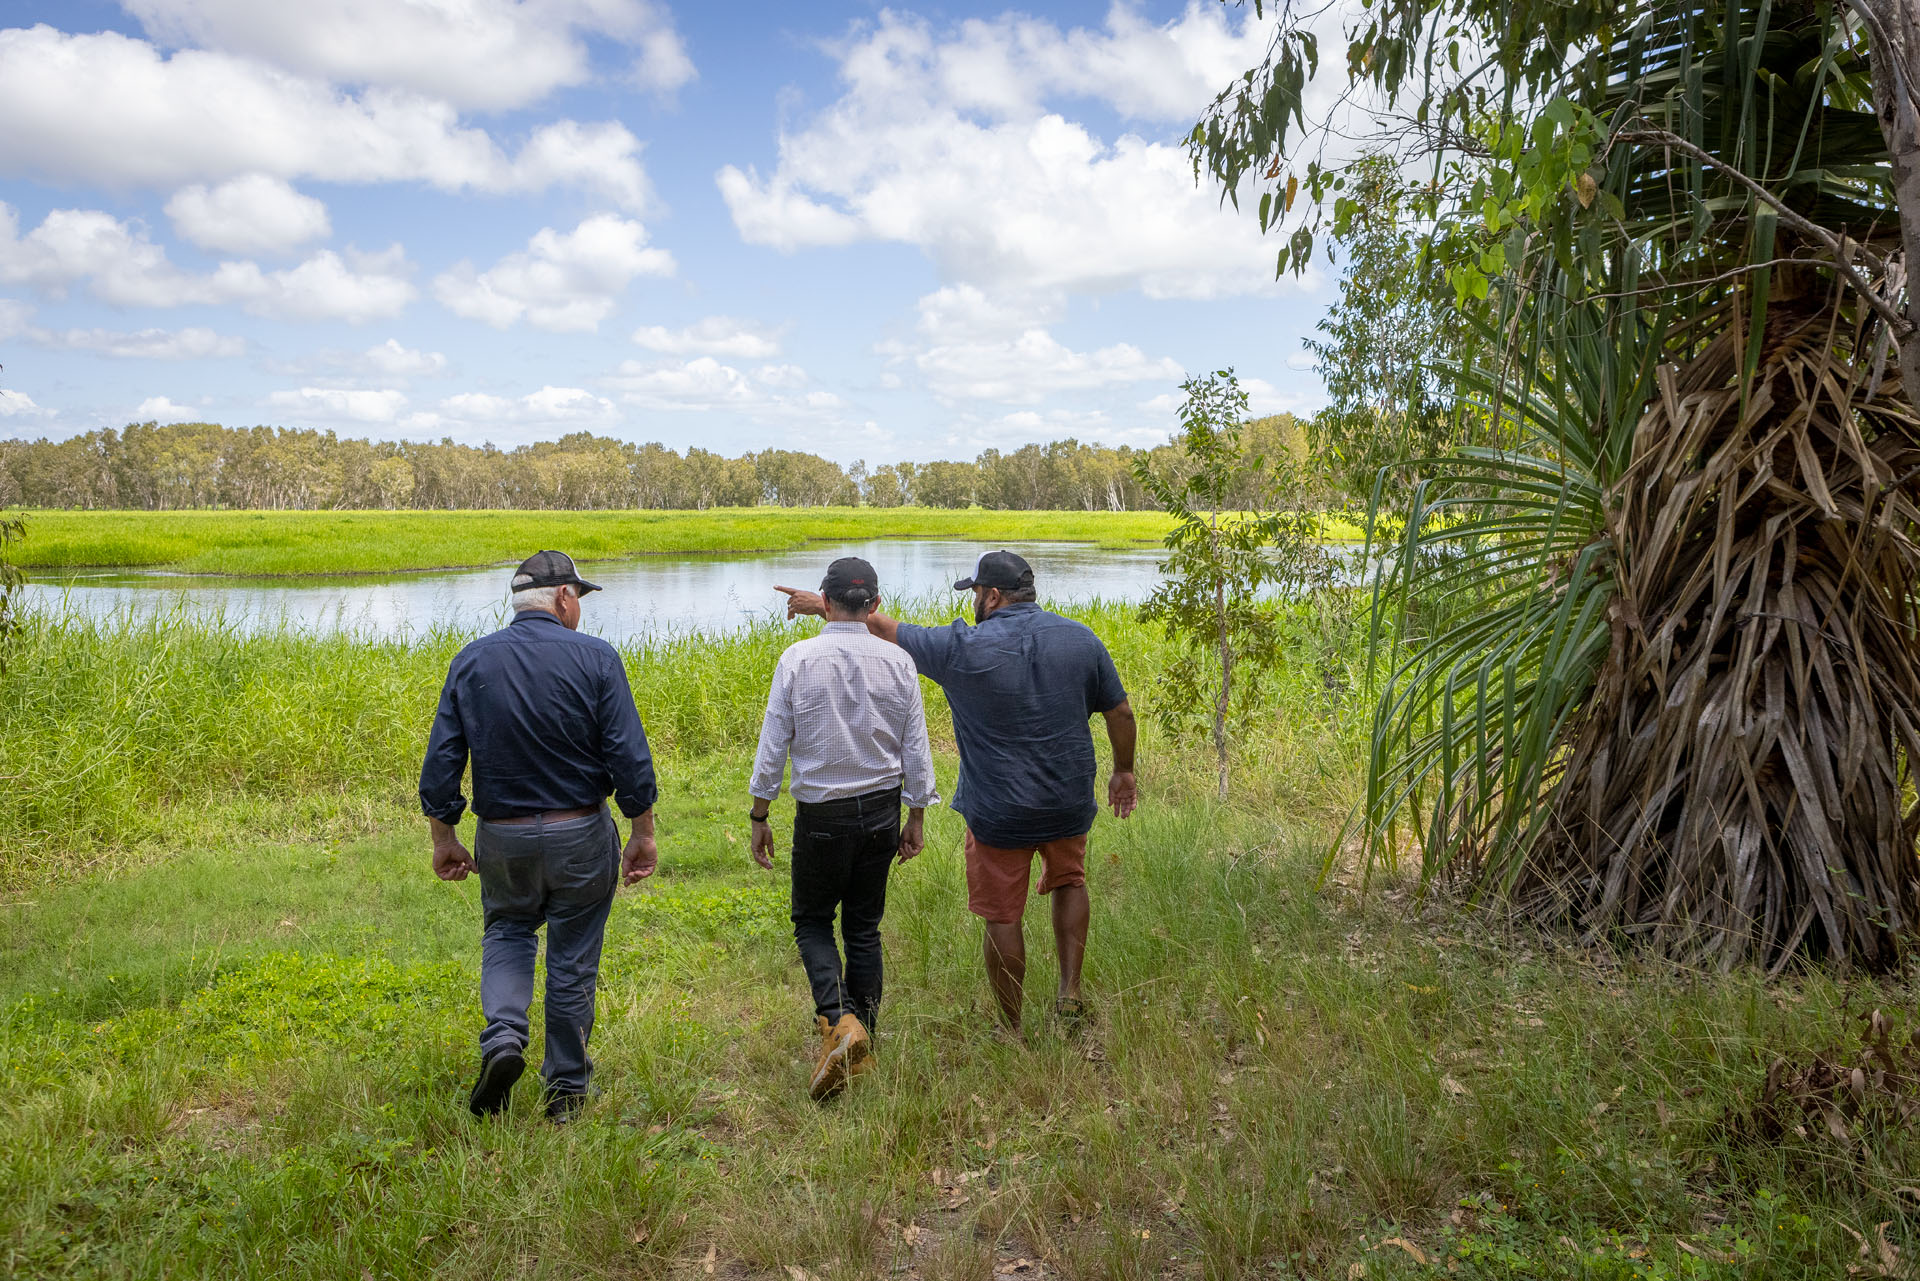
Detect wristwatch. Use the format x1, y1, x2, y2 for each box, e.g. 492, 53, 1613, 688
749, 811, 770, 824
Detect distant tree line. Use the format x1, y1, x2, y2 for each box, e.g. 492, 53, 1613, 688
0, 417, 1308, 512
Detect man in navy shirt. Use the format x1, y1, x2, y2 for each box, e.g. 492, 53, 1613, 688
779, 550, 1137, 1034
420, 550, 659, 1121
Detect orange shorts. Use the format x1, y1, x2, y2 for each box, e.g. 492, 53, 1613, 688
963, 828, 1089, 923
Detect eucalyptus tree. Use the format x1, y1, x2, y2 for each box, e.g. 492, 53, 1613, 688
1136, 370, 1328, 798
1197, 2, 1920, 969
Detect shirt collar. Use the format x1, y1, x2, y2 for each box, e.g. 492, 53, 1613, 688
823, 621, 869, 634
512, 610, 566, 628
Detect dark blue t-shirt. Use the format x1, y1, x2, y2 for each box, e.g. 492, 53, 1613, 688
896, 602, 1127, 848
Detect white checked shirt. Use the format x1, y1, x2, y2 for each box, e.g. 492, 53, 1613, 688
749, 622, 940, 808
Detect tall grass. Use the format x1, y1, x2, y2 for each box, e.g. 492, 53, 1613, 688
0, 598, 1366, 888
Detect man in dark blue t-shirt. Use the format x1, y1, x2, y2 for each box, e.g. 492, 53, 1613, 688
778, 550, 1137, 1034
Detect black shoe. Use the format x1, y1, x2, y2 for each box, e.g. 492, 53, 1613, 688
545, 1089, 588, 1124
468, 1048, 525, 1117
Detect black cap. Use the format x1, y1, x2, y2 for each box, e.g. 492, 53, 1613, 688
954, 550, 1034, 592
821, 556, 880, 603
511, 549, 601, 595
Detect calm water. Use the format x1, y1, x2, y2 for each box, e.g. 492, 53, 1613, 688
23, 540, 1171, 645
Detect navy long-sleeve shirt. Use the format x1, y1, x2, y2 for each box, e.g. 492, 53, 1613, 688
419, 610, 658, 825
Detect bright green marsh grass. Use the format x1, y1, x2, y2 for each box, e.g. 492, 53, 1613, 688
9, 509, 1174, 576
8, 507, 1371, 577
2, 606, 1916, 1278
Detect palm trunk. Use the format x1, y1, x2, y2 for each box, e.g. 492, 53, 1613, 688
1864, 0, 1920, 391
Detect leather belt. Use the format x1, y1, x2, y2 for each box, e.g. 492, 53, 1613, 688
486, 804, 603, 826
795, 786, 902, 818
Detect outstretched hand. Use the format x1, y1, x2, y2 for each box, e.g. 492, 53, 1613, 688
774, 585, 826, 620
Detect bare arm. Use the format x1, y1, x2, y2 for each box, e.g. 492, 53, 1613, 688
775, 586, 901, 645
1102, 700, 1138, 818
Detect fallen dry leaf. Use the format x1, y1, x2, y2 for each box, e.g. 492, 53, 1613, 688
702, 1244, 716, 1276
1441, 1076, 1470, 1099
1379, 1237, 1431, 1265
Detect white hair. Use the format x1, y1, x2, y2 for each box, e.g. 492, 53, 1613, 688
511, 584, 562, 613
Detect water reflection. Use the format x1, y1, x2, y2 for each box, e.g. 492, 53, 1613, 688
23, 539, 1174, 645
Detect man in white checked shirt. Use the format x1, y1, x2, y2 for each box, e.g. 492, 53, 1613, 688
747, 556, 938, 1101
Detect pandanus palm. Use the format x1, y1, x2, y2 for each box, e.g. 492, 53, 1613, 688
1349, 1, 1920, 968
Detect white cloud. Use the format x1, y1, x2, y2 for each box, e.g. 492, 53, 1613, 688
213, 246, 416, 322
361, 338, 446, 378
435, 215, 673, 332
0, 389, 50, 418
0, 298, 242, 358
133, 395, 203, 422
631, 316, 782, 358
125, 0, 694, 111
267, 385, 410, 424
166, 174, 331, 256
0, 27, 651, 209
717, 5, 1298, 301
606, 357, 843, 417
885, 3, 1271, 123
917, 327, 1183, 403
0, 204, 414, 322
427, 385, 619, 427
897, 284, 1183, 404
42, 326, 245, 359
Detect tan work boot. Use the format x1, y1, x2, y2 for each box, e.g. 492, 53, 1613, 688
808, 1015, 846, 1101
808, 1013, 872, 1101
838, 1014, 874, 1081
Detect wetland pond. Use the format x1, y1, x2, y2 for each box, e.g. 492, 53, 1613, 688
23, 539, 1176, 645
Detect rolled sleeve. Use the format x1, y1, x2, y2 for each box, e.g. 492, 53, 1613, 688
418, 671, 470, 825
598, 651, 658, 817
900, 679, 939, 809
747, 658, 794, 801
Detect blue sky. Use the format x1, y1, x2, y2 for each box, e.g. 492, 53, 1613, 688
0, 1, 1332, 463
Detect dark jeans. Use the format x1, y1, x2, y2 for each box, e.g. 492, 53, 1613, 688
791, 787, 900, 1035
473, 806, 619, 1095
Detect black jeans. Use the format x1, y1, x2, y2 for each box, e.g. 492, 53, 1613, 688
790, 787, 900, 1035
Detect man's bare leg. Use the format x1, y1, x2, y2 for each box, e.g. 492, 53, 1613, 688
983, 919, 1026, 1031
1051, 884, 1089, 1004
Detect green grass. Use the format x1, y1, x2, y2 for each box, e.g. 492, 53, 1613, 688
5, 509, 1172, 576
2, 609, 1914, 1278
6, 508, 1371, 577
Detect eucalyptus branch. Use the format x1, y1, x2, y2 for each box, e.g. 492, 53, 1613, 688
1613, 126, 1911, 334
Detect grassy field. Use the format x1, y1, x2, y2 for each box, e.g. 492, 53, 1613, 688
5, 508, 1372, 578
3, 509, 1168, 576
3, 606, 1917, 1279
